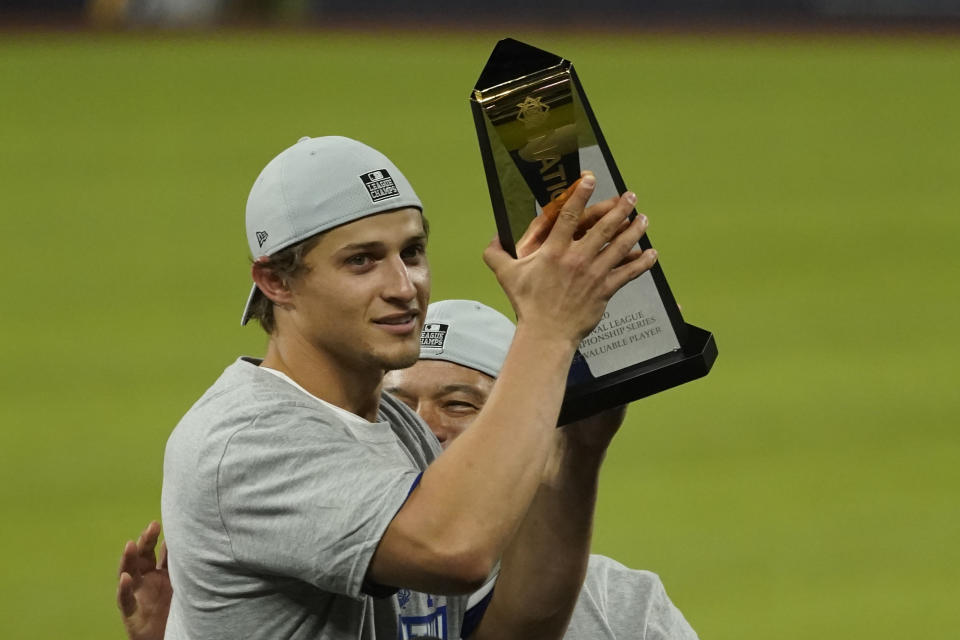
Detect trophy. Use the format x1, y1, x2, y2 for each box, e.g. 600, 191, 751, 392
470, 38, 718, 424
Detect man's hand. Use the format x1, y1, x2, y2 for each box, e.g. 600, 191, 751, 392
513, 173, 627, 260
561, 404, 629, 456
484, 173, 657, 351
117, 521, 172, 640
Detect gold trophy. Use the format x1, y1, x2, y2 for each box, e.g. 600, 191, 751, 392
471, 38, 718, 423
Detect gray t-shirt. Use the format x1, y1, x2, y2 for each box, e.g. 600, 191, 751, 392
161, 358, 481, 639
566, 555, 699, 640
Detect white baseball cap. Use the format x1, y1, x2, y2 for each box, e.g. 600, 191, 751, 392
419, 300, 516, 378
240, 136, 422, 326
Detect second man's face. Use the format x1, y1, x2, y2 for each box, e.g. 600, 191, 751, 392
384, 360, 495, 449
286, 207, 430, 374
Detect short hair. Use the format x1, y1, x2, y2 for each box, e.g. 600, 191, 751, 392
248, 234, 322, 335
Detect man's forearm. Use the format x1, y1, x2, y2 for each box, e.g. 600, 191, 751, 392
369, 327, 578, 593
473, 432, 605, 640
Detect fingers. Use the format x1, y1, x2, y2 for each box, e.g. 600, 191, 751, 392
538, 177, 582, 225
612, 246, 653, 266
119, 520, 164, 581
602, 216, 632, 242
139, 521, 161, 559
607, 245, 659, 292
542, 173, 596, 249
117, 572, 137, 617
158, 541, 168, 570
520, 178, 616, 257
118, 540, 139, 579
578, 190, 639, 255
597, 207, 652, 267
514, 214, 553, 259
574, 196, 620, 239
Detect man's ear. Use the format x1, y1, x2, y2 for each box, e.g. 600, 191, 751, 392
251, 257, 294, 306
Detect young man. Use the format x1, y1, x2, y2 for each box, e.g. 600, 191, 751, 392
119, 301, 698, 640
159, 135, 658, 639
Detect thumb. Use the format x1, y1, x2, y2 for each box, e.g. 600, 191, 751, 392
158, 541, 168, 570
482, 235, 513, 273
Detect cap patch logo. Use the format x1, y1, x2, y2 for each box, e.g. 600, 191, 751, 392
360, 169, 400, 202
256, 231, 269, 248
420, 323, 449, 348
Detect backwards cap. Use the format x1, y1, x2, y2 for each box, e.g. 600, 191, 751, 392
419, 300, 516, 378
240, 136, 422, 325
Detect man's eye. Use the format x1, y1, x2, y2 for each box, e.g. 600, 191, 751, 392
445, 401, 478, 414
401, 244, 425, 260
346, 254, 371, 267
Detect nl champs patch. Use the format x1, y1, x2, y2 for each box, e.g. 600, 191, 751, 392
420, 323, 449, 350
359, 169, 400, 202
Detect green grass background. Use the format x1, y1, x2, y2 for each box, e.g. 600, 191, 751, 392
1, 28, 957, 639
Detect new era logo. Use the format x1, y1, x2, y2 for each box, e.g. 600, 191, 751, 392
420, 323, 449, 348
360, 169, 400, 203
256, 231, 269, 247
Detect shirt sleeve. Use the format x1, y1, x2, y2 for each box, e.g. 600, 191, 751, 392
216, 403, 421, 598
567, 555, 700, 640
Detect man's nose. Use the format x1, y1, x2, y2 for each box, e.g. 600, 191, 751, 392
419, 406, 449, 446
383, 255, 417, 301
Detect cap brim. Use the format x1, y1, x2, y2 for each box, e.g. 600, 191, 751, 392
417, 353, 500, 380
240, 283, 261, 326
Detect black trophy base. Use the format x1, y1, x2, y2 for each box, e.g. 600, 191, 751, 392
557, 324, 718, 425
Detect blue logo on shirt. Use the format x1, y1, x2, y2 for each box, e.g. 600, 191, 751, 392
398, 605, 447, 639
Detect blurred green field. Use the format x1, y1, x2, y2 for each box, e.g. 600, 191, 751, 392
1, 27, 958, 639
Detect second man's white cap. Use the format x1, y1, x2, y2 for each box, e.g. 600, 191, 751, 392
419, 300, 516, 378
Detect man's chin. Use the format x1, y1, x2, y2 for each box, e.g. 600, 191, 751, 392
376, 345, 421, 372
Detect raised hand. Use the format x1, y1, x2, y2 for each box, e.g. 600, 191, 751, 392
484, 173, 657, 350
117, 521, 172, 640
514, 173, 626, 259
562, 404, 629, 454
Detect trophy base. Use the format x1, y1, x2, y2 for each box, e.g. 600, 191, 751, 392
558, 324, 718, 425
